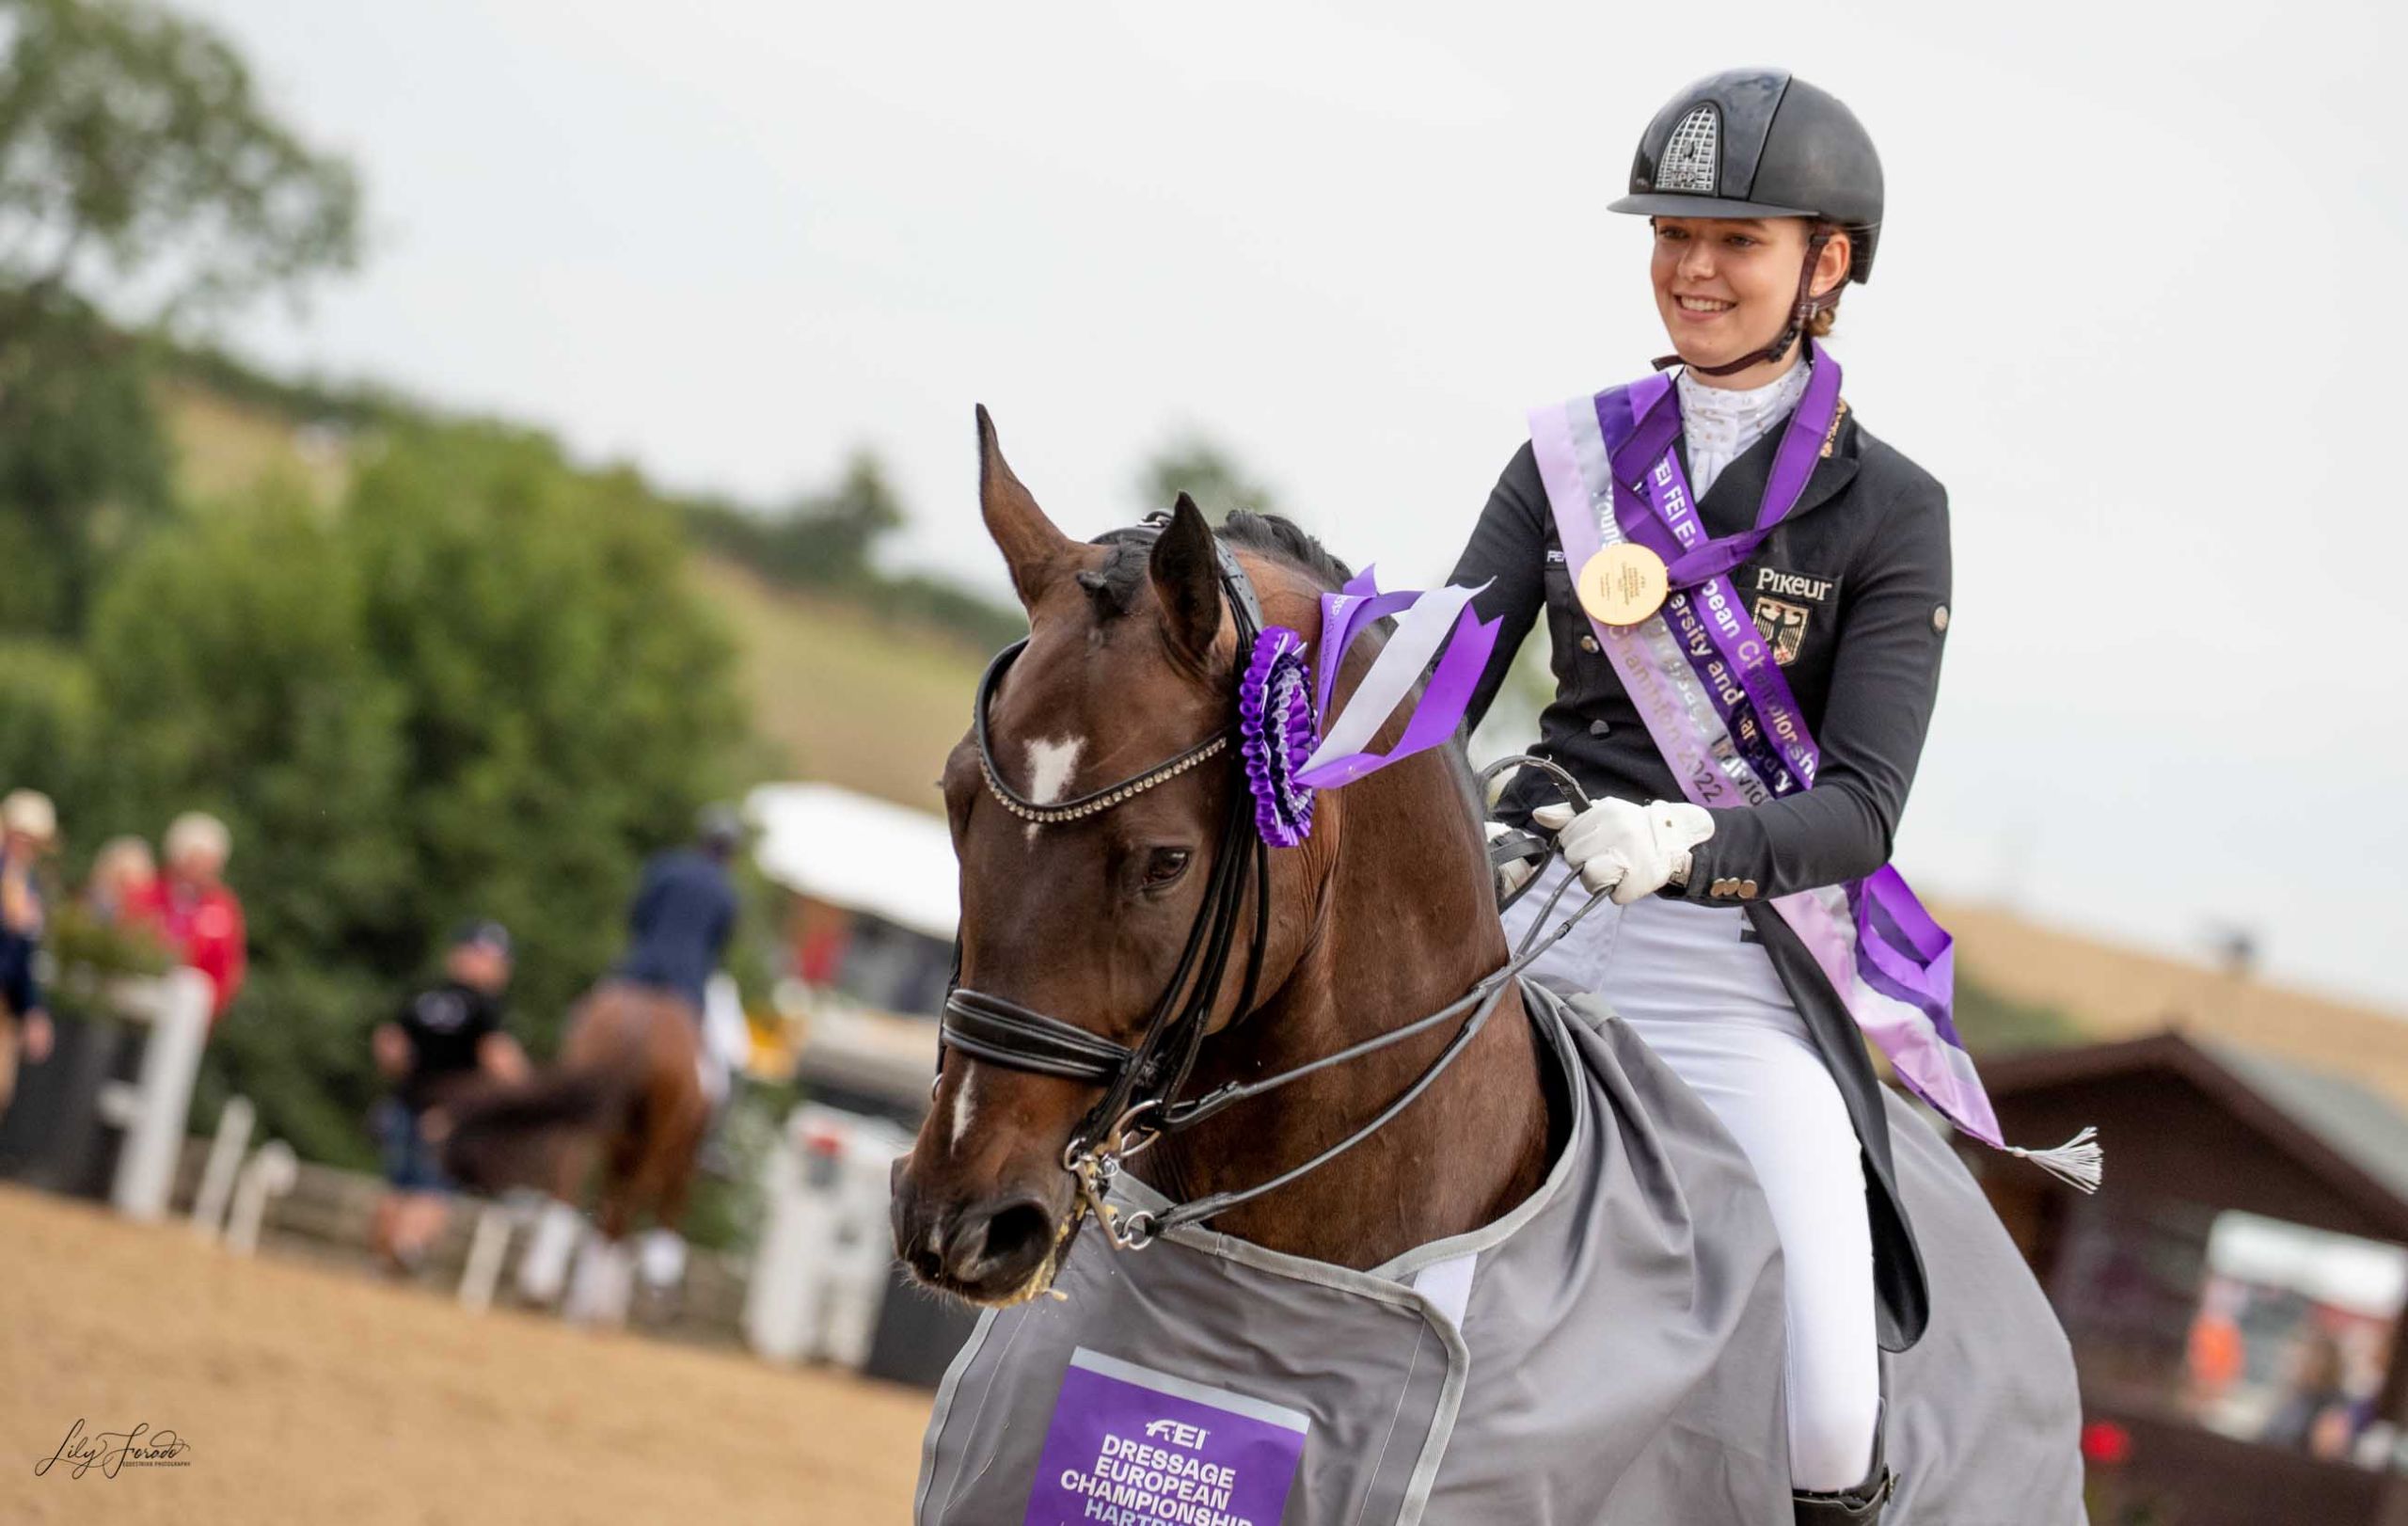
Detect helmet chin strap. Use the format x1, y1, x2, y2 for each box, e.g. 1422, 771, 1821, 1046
1655, 228, 1842, 378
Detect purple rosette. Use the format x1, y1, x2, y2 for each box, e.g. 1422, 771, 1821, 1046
1238, 625, 1316, 849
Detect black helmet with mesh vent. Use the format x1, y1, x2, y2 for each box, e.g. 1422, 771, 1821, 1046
1610, 69, 1884, 285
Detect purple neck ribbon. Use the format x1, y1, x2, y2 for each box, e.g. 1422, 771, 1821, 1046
1605, 349, 1843, 803
1604, 342, 1845, 595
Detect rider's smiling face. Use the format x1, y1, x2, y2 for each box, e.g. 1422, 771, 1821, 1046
1649, 215, 1846, 378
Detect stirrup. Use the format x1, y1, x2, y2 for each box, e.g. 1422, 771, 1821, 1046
1792, 1399, 1894, 1524
1791, 1469, 1893, 1523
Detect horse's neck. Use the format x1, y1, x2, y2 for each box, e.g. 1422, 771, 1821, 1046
1151, 755, 1553, 1270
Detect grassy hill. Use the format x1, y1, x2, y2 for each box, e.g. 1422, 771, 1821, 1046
159, 374, 354, 507
689, 555, 983, 811
1929, 898, 2408, 1108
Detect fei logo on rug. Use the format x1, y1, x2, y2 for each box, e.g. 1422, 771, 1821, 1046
1025, 1347, 1308, 1526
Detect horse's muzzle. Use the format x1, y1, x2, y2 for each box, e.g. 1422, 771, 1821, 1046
891, 1162, 1063, 1305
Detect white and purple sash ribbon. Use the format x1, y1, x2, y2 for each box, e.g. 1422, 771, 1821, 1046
1526, 346, 2097, 1187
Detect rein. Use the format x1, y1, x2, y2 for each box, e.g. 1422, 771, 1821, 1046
941, 516, 1603, 1251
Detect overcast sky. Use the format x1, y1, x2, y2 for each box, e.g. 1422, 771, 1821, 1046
188, 0, 2406, 1009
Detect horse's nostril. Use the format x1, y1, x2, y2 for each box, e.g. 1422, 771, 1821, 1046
972, 1199, 1055, 1277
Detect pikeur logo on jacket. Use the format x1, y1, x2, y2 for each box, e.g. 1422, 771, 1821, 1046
1749, 565, 1841, 667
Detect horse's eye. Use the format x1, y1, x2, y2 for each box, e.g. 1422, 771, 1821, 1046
1143, 848, 1193, 887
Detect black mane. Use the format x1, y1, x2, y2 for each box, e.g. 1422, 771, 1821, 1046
1078, 510, 1355, 621
1085, 508, 1482, 827
1217, 510, 1354, 592
1225, 514, 1483, 832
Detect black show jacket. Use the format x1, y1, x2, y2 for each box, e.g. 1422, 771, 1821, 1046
1450, 403, 1952, 1350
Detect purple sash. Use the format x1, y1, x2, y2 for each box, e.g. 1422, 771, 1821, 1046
1525, 346, 2098, 1187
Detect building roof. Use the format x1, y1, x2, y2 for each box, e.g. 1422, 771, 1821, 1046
746, 782, 958, 943
2195, 1038, 2408, 1213
1980, 1030, 2408, 1237
1931, 897, 2408, 1112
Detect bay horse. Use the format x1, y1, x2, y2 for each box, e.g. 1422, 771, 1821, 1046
895, 417, 1548, 1293
892, 409, 2083, 1523
440, 979, 710, 1323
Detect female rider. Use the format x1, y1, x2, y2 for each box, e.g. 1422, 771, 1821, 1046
1451, 70, 1944, 1523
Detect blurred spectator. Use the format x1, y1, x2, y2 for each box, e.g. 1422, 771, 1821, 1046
369, 920, 529, 1277
2264, 1329, 2371, 1459
616, 804, 742, 1016
131, 811, 246, 1021
0, 789, 58, 1112
84, 835, 158, 925
616, 803, 745, 1176
2184, 1280, 2247, 1412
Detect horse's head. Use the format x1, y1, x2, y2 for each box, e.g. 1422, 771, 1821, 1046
891, 408, 1331, 1306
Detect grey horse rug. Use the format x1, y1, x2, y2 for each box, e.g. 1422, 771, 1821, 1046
914, 983, 2083, 1525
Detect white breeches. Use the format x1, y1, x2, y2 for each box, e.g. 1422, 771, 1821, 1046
1502, 861, 1880, 1492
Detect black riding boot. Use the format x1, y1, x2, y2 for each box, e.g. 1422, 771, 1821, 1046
1791, 1417, 1894, 1524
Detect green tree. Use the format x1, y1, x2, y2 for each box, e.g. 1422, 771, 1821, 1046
684, 448, 1022, 647
791, 451, 906, 580
0, 631, 96, 804
0, 309, 172, 633
345, 425, 750, 1038
78, 488, 406, 1158
75, 427, 749, 1165
691, 450, 907, 588
1136, 433, 1282, 524
0, 0, 362, 632
0, 0, 360, 330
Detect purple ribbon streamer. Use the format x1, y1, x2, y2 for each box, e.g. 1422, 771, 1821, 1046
1311, 566, 1419, 722
1295, 571, 1499, 792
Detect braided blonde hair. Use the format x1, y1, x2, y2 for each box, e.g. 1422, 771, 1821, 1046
1805, 221, 1846, 339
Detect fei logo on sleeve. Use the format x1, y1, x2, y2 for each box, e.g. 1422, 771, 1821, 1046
1024, 1347, 1309, 1526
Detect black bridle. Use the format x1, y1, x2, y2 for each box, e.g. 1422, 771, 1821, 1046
941, 514, 1605, 1250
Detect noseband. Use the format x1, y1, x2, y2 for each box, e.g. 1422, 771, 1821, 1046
943, 517, 1274, 1232
942, 514, 1605, 1251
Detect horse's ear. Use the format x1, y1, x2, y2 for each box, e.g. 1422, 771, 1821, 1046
1148, 493, 1223, 663
976, 405, 1073, 607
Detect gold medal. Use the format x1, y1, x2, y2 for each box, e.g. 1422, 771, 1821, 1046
1575, 544, 1669, 627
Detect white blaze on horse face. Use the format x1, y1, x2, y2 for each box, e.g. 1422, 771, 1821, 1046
1022, 736, 1085, 844
949, 1073, 978, 1152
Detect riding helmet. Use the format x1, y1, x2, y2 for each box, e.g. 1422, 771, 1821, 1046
1610, 69, 1884, 284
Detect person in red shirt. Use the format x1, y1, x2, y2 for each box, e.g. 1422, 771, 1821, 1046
0, 789, 58, 1112
131, 812, 246, 1022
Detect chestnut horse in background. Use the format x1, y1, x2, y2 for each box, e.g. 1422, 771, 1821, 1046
440, 979, 709, 1322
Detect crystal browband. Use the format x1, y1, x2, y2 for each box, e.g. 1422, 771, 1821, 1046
978, 733, 1228, 826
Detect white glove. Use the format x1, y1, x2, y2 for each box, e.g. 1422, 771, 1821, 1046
1530, 797, 1716, 906
1487, 819, 1542, 898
